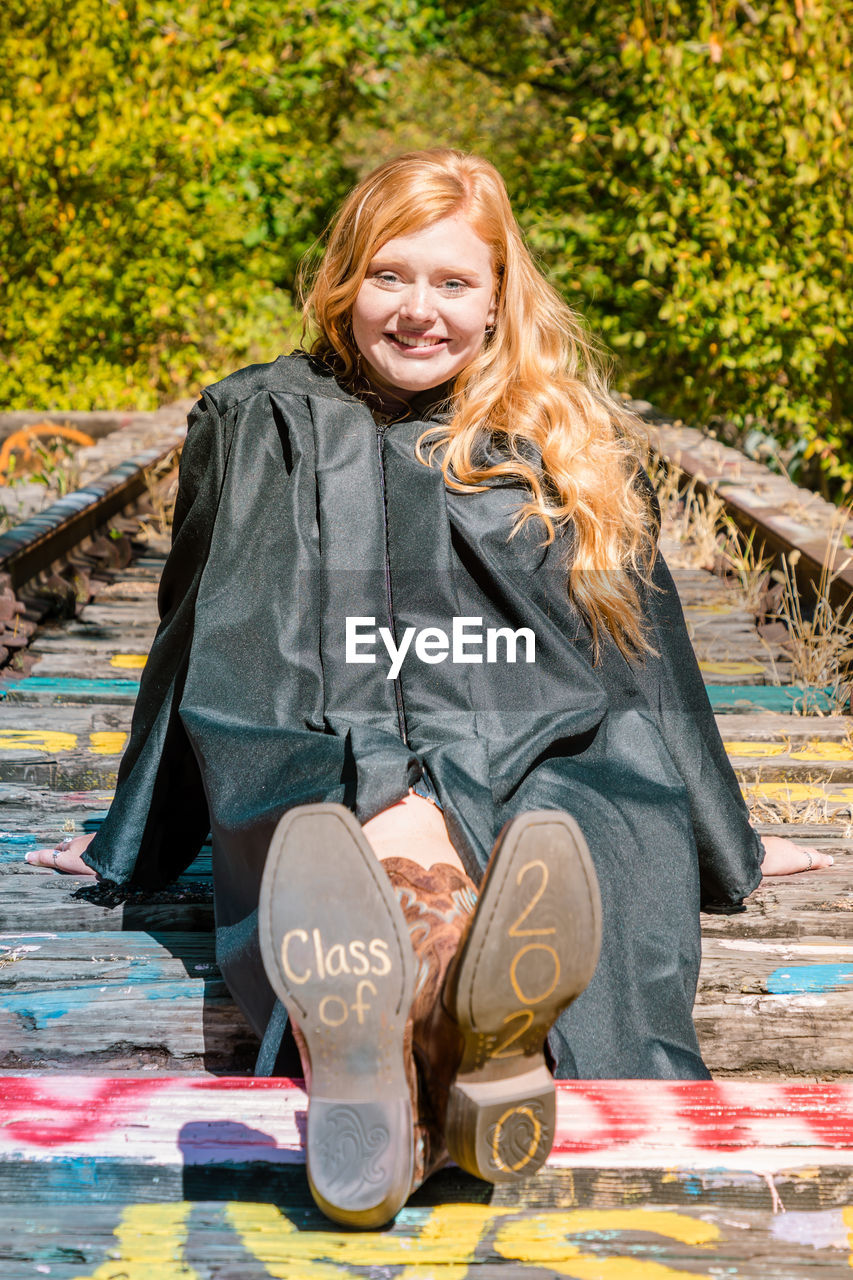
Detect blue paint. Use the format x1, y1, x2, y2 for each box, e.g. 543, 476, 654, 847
706, 685, 839, 713
0, 676, 141, 698
6, 978, 229, 1026
766, 964, 853, 994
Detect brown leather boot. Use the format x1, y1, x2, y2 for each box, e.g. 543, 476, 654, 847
258, 803, 417, 1229
380, 856, 479, 1180
387, 812, 602, 1186
437, 811, 602, 1183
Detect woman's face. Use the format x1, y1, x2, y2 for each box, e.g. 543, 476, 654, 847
350, 214, 497, 404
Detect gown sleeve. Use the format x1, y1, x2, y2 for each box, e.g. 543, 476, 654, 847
81, 392, 227, 889
627, 477, 764, 911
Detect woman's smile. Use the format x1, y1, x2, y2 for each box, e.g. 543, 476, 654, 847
386, 331, 447, 348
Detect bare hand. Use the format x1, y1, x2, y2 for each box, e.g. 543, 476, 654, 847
25, 833, 98, 876
760, 835, 834, 877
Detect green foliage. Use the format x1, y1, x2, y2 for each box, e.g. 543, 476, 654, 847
2, 0, 850, 501
0, 0, 439, 408
355, 0, 852, 498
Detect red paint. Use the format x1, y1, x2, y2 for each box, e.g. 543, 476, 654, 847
0, 1078, 164, 1147
2, 1077, 851, 1155
553, 1081, 653, 1153
551, 1081, 853, 1155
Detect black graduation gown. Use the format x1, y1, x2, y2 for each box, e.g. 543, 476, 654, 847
83, 352, 763, 1079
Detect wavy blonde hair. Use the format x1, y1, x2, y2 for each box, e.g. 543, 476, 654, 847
299, 148, 658, 660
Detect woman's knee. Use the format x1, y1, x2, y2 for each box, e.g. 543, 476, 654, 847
361, 791, 464, 871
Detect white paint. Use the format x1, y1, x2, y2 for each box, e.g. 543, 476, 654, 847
716, 940, 853, 958
772, 1210, 851, 1251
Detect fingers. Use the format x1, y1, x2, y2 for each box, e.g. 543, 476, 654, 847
760, 835, 836, 876
800, 846, 834, 872
24, 835, 98, 876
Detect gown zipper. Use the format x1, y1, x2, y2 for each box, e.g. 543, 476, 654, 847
375, 421, 409, 745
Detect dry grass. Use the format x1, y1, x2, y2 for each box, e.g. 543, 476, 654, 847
648, 452, 727, 569
742, 766, 853, 836
716, 519, 774, 614
765, 509, 853, 714
650, 455, 853, 716
135, 448, 181, 540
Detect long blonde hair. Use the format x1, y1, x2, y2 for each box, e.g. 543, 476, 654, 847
299, 148, 657, 660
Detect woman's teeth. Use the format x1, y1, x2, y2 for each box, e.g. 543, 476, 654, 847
390, 334, 444, 347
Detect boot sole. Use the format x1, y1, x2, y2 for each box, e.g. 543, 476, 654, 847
443, 810, 601, 1182
258, 803, 416, 1227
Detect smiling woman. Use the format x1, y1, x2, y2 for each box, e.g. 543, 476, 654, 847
28, 147, 831, 1229
349, 215, 497, 409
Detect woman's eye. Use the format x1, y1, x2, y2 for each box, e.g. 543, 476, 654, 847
443, 279, 468, 292
374, 271, 401, 285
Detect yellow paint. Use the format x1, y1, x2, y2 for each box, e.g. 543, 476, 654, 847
746, 781, 853, 804
699, 660, 766, 676
89, 731, 128, 755
110, 654, 147, 669
725, 739, 853, 763
0, 728, 77, 753
225, 1202, 499, 1275
225, 1202, 352, 1279
843, 1204, 852, 1268
683, 602, 735, 615
56, 1199, 759, 1280
70, 1203, 199, 1280
494, 1210, 719, 1279
790, 743, 853, 763
397, 1205, 502, 1279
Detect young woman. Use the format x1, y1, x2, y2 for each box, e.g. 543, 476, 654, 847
30, 148, 832, 1227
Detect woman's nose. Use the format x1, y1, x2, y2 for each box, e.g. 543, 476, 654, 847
398, 284, 437, 324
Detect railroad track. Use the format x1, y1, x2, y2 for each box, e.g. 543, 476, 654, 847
0, 407, 851, 1276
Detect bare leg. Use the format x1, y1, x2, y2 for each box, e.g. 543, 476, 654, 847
361, 791, 466, 872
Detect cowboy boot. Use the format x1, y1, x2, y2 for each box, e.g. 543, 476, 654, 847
379, 856, 479, 1178
258, 802, 417, 1228
436, 810, 602, 1183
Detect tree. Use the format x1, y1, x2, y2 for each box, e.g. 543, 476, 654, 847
0, 0, 438, 407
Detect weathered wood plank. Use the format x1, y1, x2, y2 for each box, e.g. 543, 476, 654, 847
6, 929, 852, 1001
0, 674, 143, 704
715, 714, 852, 740
695, 998, 853, 1074
2, 1078, 852, 1274
3, 1197, 853, 1278
28, 634, 153, 656
706, 685, 842, 713
702, 865, 853, 941
699, 937, 853, 995
5, 703, 853, 792
0, 931, 218, 987
0, 876, 213, 933
0, 978, 257, 1073
1, 1077, 850, 1169
3, 920, 851, 1077
10, 650, 147, 681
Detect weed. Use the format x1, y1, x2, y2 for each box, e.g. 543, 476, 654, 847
717, 519, 774, 614
651, 453, 852, 716
648, 453, 727, 569
742, 764, 852, 834
767, 509, 853, 714
136, 447, 180, 539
